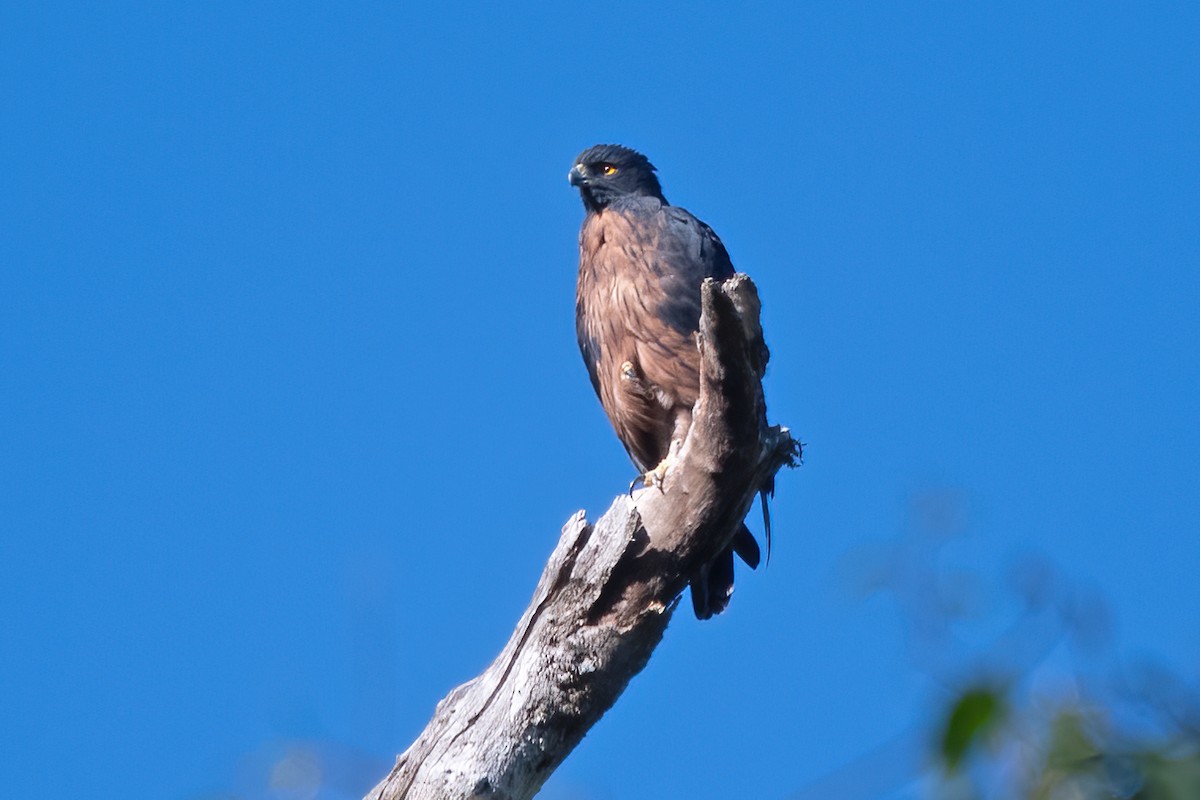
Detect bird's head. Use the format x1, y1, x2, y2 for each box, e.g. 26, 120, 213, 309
569, 144, 665, 213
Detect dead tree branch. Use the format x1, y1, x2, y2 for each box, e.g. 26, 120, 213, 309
366, 275, 800, 800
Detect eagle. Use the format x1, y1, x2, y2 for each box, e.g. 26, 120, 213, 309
569, 144, 770, 620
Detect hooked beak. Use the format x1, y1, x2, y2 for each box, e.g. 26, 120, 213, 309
568, 164, 586, 187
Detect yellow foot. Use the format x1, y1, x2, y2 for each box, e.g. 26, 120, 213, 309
629, 456, 673, 495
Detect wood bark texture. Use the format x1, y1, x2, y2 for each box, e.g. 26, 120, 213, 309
366, 275, 800, 800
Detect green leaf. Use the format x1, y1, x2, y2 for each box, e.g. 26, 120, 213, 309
940, 687, 1007, 771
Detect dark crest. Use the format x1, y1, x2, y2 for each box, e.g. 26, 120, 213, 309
569, 144, 666, 212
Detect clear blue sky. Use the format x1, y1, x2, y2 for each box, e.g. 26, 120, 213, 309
2, 3, 1197, 799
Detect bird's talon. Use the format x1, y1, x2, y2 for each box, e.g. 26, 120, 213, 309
629, 460, 671, 495
637, 459, 671, 492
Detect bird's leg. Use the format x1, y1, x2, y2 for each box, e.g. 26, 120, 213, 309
620, 361, 654, 495
638, 408, 692, 492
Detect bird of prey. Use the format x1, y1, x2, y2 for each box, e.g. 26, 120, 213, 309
569, 144, 770, 620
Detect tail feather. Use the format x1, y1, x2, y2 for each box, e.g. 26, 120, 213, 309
690, 546, 735, 620
732, 523, 761, 569
689, 477, 778, 620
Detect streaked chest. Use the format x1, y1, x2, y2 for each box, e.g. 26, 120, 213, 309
576, 210, 661, 319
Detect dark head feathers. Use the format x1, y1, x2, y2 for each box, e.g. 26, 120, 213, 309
569, 144, 666, 213
575, 144, 657, 173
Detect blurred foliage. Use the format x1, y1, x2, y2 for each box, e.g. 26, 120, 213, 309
190, 739, 389, 800
940, 686, 1008, 771
826, 488, 1200, 800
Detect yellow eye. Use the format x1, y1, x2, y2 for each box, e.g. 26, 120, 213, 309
600, 164, 618, 176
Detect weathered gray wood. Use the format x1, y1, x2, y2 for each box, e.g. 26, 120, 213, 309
366, 275, 799, 800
